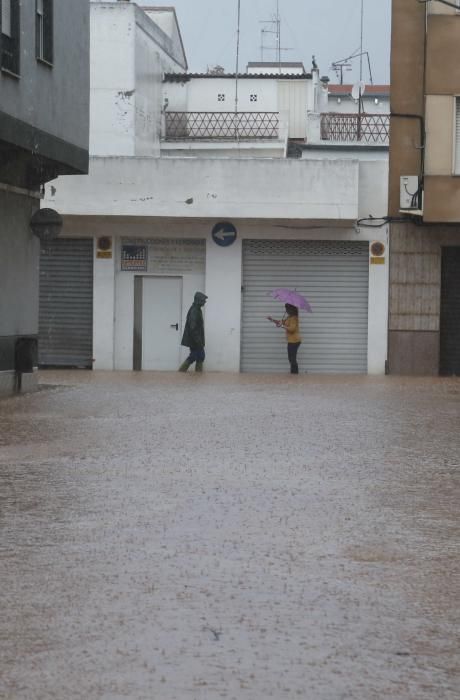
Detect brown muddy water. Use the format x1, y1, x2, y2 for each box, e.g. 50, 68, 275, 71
0, 371, 459, 699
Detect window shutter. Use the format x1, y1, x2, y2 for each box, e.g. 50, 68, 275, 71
2, 0, 12, 37
455, 97, 460, 175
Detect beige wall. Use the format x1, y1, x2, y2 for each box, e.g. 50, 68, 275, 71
426, 17, 460, 94
424, 177, 460, 221
428, 2, 457, 15
389, 0, 425, 216
425, 95, 455, 175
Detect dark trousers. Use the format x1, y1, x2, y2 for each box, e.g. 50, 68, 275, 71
287, 342, 301, 374
186, 347, 205, 364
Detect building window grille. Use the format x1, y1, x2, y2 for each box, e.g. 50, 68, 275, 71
36, 0, 53, 65
1, 0, 20, 75
217, 94, 225, 102
455, 97, 460, 175
250, 94, 258, 102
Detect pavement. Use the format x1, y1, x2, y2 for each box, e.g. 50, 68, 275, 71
0, 370, 459, 700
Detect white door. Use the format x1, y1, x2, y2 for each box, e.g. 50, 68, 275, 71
142, 277, 182, 370
278, 80, 308, 139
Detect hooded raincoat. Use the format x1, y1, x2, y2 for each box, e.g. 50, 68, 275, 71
181, 292, 207, 349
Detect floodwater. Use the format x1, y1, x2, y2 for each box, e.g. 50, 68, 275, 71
0, 371, 459, 700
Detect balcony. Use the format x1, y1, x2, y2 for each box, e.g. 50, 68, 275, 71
320, 113, 390, 145
164, 111, 280, 140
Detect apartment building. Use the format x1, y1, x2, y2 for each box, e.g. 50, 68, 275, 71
388, 0, 460, 375
0, 0, 89, 395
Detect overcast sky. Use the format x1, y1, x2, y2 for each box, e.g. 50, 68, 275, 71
142, 0, 391, 84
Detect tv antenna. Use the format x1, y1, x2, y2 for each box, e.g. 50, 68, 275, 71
259, 0, 293, 68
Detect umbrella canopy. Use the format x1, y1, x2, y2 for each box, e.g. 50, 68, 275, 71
271, 288, 312, 312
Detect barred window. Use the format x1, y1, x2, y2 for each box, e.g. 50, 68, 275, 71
1, 0, 20, 75
36, 0, 53, 64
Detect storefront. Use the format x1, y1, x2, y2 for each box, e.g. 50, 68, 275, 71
39, 220, 388, 375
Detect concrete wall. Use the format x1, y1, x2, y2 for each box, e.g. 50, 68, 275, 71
0, 189, 39, 392
0, 0, 89, 154
141, 8, 187, 69
45, 156, 360, 221
90, 2, 184, 157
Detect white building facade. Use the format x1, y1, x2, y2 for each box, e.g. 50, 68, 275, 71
42, 1, 389, 376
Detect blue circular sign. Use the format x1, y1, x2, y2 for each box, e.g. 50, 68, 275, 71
212, 222, 237, 247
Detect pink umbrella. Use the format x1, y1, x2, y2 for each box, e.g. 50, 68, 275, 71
270, 288, 312, 312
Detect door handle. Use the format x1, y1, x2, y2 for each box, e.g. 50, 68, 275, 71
170, 323, 179, 331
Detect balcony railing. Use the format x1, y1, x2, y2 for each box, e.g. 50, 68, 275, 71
165, 112, 280, 140
320, 113, 389, 144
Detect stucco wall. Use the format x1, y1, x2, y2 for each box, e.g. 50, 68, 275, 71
426, 16, 460, 95
423, 177, 460, 221
389, 0, 425, 217
45, 156, 360, 222
90, 3, 184, 157
0, 0, 89, 153
328, 96, 390, 115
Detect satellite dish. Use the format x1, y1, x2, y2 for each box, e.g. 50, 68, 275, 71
351, 81, 366, 100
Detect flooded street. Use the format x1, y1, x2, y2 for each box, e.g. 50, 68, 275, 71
0, 371, 459, 699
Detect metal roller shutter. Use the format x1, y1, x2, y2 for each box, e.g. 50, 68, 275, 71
39, 239, 94, 368
241, 240, 369, 373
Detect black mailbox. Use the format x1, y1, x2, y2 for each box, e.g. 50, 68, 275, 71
15, 338, 38, 374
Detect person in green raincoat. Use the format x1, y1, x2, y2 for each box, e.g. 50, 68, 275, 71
178, 292, 208, 372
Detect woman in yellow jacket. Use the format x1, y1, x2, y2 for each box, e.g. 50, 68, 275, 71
270, 303, 302, 374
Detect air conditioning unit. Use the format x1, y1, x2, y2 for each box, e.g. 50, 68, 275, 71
400, 176, 420, 210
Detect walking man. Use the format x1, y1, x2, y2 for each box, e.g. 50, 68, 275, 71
178, 292, 208, 372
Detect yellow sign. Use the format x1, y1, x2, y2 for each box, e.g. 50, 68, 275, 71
97, 251, 112, 259
370, 257, 385, 265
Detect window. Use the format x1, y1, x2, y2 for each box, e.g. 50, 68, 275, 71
36, 0, 53, 64
455, 97, 460, 175
1, 0, 20, 75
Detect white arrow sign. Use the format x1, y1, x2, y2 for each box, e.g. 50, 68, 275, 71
214, 228, 235, 241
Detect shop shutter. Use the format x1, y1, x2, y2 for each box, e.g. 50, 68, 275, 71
39, 239, 94, 367
455, 97, 460, 175
241, 240, 369, 373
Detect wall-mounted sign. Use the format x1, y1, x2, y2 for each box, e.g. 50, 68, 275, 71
370, 257, 385, 265
121, 238, 205, 275
121, 244, 148, 271
212, 222, 237, 247
97, 236, 113, 259
370, 241, 385, 257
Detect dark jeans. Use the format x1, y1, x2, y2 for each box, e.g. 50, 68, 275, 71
287, 342, 301, 374
187, 347, 205, 364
